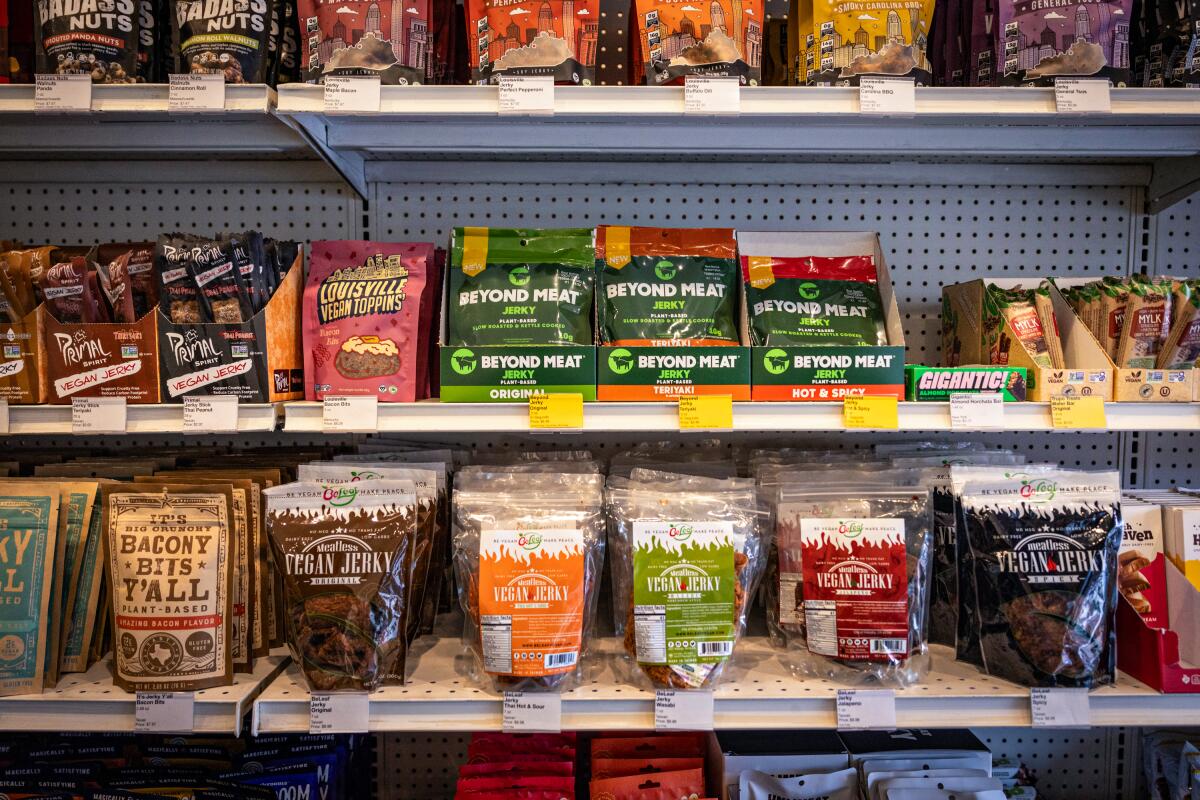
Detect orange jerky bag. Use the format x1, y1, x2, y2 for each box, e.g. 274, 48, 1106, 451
466, 0, 600, 85
632, 0, 765, 85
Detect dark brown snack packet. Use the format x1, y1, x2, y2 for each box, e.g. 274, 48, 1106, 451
85, 269, 111, 323
98, 252, 139, 324
39, 258, 91, 324
226, 231, 267, 316
156, 234, 203, 324
186, 238, 254, 324
99, 243, 156, 321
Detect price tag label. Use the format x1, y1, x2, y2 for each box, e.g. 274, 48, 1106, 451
1030, 687, 1090, 728
679, 395, 733, 430
684, 75, 740, 115
71, 397, 127, 434
0, 400, 10, 435
1050, 395, 1106, 429
324, 75, 382, 113
949, 392, 1004, 429
498, 75, 554, 115
1055, 78, 1112, 113
858, 77, 916, 115
836, 688, 897, 730
654, 690, 714, 731
168, 73, 226, 111
310, 692, 370, 733
322, 395, 379, 433
183, 395, 239, 434
502, 691, 562, 732
134, 692, 195, 733
528, 393, 584, 429
35, 74, 92, 112
843, 396, 899, 429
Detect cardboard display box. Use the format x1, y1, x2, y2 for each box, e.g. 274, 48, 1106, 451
1117, 559, 1200, 693
40, 305, 159, 404
0, 307, 42, 404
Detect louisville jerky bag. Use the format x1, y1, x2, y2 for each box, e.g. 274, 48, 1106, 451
959, 469, 1122, 687
0, 483, 60, 697
448, 228, 595, 347
466, 0, 600, 85
743, 255, 886, 347
810, 0, 935, 85
297, 0, 434, 85
596, 226, 738, 347
998, 0, 1134, 86
634, 0, 766, 84
172, 0, 275, 83
103, 483, 235, 692
36, 0, 141, 83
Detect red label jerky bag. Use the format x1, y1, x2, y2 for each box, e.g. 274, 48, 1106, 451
297, 0, 433, 84
172, 0, 276, 83
303, 240, 432, 403
998, 0, 1134, 86
36, 0, 141, 83
633, 0, 765, 84
467, 0, 600, 85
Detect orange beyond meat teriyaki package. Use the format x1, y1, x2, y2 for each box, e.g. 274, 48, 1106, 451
466, 0, 600, 84
634, 0, 766, 84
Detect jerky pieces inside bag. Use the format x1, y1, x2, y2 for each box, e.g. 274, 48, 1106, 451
453, 467, 604, 692
607, 469, 766, 690
171, 0, 276, 83
634, 0, 765, 85
36, 0, 141, 83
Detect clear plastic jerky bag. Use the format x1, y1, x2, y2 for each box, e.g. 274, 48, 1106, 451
772, 484, 933, 686
452, 470, 605, 692
607, 469, 767, 690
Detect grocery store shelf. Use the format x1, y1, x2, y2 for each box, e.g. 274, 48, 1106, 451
0, 654, 287, 735
251, 636, 1190, 733
5, 402, 281, 435
281, 399, 1200, 433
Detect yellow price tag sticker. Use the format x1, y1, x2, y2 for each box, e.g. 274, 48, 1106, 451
1049, 395, 1106, 429
678, 395, 733, 430
843, 396, 900, 430
528, 393, 584, 429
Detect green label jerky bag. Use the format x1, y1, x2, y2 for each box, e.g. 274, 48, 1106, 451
172, 0, 275, 83
596, 226, 739, 346
743, 255, 887, 347
36, 0, 141, 83
448, 227, 595, 347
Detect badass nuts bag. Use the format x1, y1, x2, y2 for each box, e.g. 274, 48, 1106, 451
171, 0, 276, 83
36, 0, 141, 83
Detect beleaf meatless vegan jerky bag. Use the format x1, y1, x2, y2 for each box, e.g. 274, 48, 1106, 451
171, 0, 275, 83
448, 228, 595, 347
466, 0, 599, 85
634, 0, 765, 85
297, 0, 434, 85
103, 483, 234, 692
0, 483, 60, 697
998, 0, 1133, 86
810, 0, 935, 85
36, 0, 141, 83
596, 226, 739, 347
743, 255, 886, 347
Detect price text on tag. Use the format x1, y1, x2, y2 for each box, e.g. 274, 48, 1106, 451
1030, 687, 1090, 728
843, 396, 899, 429
502, 691, 562, 732
310, 692, 370, 733
858, 77, 916, 115
654, 690, 715, 731
684, 76, 741, 115
836, 688, 897, 730
1049, 395, 1106, 429
324, 75, 382, 113
1055, 78, 1112, 113
529, 393, 584, 429
168, 73, 226, 111
135, 692, 195, 733
35, 74, 92, 112
679, 394, 733, 430
183, 395, 239, 434
949, 392, 1004, 429
323, 395, 379, 433
71, 397, 127, 434
498, 75, 555, 115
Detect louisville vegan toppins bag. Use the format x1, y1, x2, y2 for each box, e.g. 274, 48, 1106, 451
634, 0, 765, 85
466, 0, 599, 84
744, 255, 887, 347
36, 0, 141, 83
171, 0, 276, 83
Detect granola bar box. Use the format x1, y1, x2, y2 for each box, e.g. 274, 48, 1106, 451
39, 305, 160, 404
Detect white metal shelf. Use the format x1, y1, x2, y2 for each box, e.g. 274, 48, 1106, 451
0, 654, 287, 735
251, 636, 1188, 733
5, 403, 280, 435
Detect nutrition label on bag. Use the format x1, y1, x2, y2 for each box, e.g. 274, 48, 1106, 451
183, 395, 239, 433
498, 75, 555, 115
1030, 687, 1090, 728
71, 397, 127, 434
135, 692, 195, 733
684, 76, 740, 115
836, 688, 896, 730
324, 75, 382, 113
322, 395, 379, 432
503, 692, 562, 732
310, 692, 370, 733
168, 73, 226, 111
1054, 79, 1112, 113
35, 74, 92, 112
655, 690, 714, 730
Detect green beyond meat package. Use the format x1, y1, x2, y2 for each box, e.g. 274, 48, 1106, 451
596, 226, 740, 346
447, 227, 595, 347
743, 255, 887, 346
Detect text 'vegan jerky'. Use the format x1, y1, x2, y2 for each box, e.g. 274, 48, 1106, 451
171, 0, 276, 83
36, 0, 141, 83
0, 483, 60, 697
743, 255, 886, 347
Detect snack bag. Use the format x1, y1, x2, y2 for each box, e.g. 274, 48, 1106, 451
1158, 285, 1200, 368
810, 0, 935, 85
743, 255, 886, 347
296, 0, 435, 85
590, 768, 706, 800
171, 0, 277, 83
739, 768, 859, 800
984, 284, 1053, 368
633, 0, 766, 85
1116, 276, 1172, 368
997, 0, 1134, 86
36, 0, 140, 83
466, 0, 600, 85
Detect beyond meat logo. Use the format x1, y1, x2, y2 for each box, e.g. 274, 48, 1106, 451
607, 348, 634, 375
508, 266, 531, 286
450, 348, 477, 375
764, 348, 790, 375
997, 533, 1104, 582
317, 258, 409, 325
54, 331, 111, 367
797, 281, 821, 300
654, 260, 677, 281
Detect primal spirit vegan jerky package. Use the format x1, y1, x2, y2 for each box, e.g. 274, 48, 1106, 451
466, 0, 599, 84
808, 0, 935, 86
35, 0, 141, 83
296, 0, 438, 85
633, 0, 765, 85
170, 0, 276, 83
997, 0, 1134, 86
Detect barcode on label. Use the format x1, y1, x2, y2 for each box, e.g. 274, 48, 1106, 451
544, 651, 577, 669
698, 641, 732, 656
871, 638, 907, 654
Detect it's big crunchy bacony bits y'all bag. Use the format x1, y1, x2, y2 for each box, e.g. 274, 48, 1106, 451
103, 482, 234, 692
0, 483, 60, 697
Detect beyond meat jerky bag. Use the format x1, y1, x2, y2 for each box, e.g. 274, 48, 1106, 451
467, 0, 599, 85
36, 0, 141, 83
634, 0, 766, 85
448, 228, 595, 347
810, 0, 935, 85
297, 0, 433, 85
596, 226, 739, 347
172, 0, 275, 83
998, 0, 1134, 86
743, 255, 886, 347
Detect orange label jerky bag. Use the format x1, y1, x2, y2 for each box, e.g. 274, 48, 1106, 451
634, 0, 765, 84
467, 0, 600, 84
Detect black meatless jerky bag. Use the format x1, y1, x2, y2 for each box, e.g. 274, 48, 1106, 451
36, 0, 141, 83
172, 0, 275, 84
959, 469, 1121, 688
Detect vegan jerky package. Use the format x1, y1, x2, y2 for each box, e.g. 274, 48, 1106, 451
997, 0, 1134, 86
809, 0, 935, 85
743, 255, 886, 347
185, 237, 254, 324
596, 226, 739, 347
98, 242, 157, 320
607, 469, 766, 690
171, 0, 276, 83
298, 0, 434, 85
39, 258, 105, 324
957, 468, 1122, 687
156, 234, 203, 324
265, 480, 417, 692
0, 483, 61, 697
448, 228, 595, 347
633, 0, 765, 85
452, 469, 604, 692
36, 0, 141, 83
466, 0, 599, 85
